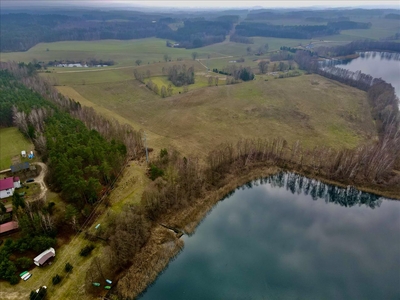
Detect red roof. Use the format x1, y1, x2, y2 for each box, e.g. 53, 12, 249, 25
13, 177, 20, 182
0, 221, 19, 234
0, 178, 14, 191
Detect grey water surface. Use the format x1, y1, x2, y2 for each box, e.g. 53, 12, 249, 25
139, 173, 400, 300
335, 51, 400, 97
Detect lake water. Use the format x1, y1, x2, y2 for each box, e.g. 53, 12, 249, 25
139, 173, 400, 300
335, 51, 400, 97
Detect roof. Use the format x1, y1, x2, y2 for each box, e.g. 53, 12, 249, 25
34, 248, 55, 265
0, 221, 19, 234
0, 178, 14, 191
10, 162, 30, 173
13, 177, 20, 182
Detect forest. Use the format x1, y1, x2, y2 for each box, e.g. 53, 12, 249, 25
235, 22, 372, 39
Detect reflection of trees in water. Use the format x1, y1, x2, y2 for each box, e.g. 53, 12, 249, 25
262, 173, 383, 209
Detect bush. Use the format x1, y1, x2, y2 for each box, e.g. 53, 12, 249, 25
30, 287, 46, 300
149, 164, 164, 181
65, 262, 73, 272
79, 245, 95, 257
52, 274, 61, 285
16, 257, 32, 269
10, 275, 19, 285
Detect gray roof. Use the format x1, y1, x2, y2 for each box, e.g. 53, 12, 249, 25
10, 162, 30, 173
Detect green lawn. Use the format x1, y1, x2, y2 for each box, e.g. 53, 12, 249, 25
0, 127, 34, 170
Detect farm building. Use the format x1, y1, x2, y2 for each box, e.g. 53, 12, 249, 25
0, 177, 21, 199
34, 248, 55, 266
21, 150, 26, 157
0, 221, 19, 236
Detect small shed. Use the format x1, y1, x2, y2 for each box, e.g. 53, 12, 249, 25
33, 248, 56, 266
21, 151, 26, 158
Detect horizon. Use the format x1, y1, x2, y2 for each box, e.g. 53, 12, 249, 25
1, 0, 399, 10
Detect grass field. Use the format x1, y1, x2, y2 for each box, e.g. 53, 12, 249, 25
0, 127, 34, 170
55, 74, 376, 159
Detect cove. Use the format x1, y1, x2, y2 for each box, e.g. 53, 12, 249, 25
139, 173, 400, 300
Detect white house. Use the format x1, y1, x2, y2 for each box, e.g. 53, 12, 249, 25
34, 248, 55, 266
0, 177, 21, 199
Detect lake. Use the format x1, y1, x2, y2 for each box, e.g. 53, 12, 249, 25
332, 51, 400, 97
139, 173, 400, 300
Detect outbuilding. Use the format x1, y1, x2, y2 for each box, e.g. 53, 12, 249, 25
0, 177, 21, 199
33, 248, 56, 266
0, 221, 19, 236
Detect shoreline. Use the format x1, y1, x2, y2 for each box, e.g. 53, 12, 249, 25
112, 163, 399, 299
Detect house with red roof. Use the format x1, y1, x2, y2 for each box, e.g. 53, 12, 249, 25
0, 177, 21, 199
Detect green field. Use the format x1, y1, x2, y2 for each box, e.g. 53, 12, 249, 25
0, 127, 34, 170
0, 38, 233, 67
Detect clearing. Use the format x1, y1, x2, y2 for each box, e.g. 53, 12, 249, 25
0, 127, 34, 170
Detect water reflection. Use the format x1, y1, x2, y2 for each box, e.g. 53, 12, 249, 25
319, 51, 400, 97
140, 174, 400, 300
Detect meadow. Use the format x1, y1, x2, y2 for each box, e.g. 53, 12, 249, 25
0, 127, 34, 170
53, 73, 376, 159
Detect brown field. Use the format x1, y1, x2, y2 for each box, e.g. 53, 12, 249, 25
56, 74, 376, 160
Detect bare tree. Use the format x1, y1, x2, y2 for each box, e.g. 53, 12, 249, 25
163, 54, 170, 62
258, 61, 269, 74
191, 52, 198, 60
135, 59, 142, 66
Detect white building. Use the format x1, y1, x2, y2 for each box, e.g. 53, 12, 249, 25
0, 177, 21, 199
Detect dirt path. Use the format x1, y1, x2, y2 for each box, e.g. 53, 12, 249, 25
30, 162, 48, 200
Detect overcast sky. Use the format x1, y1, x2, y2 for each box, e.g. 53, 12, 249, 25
1, 0, 399, 9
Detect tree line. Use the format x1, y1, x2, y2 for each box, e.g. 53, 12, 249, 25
157, 19, 234, 49
315, 39, 400, 58
236, 22, 339, 39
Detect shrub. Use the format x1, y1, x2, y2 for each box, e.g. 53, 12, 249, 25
52, 274, 61, 285
149, 164, 164, 181
30, 287, 46, 300
10, 275, 19, 285
65, 262, 73, 272
16, 257, 32, 269
79, 245, 95, 257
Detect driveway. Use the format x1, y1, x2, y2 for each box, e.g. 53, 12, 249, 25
29, 162, 48, 201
